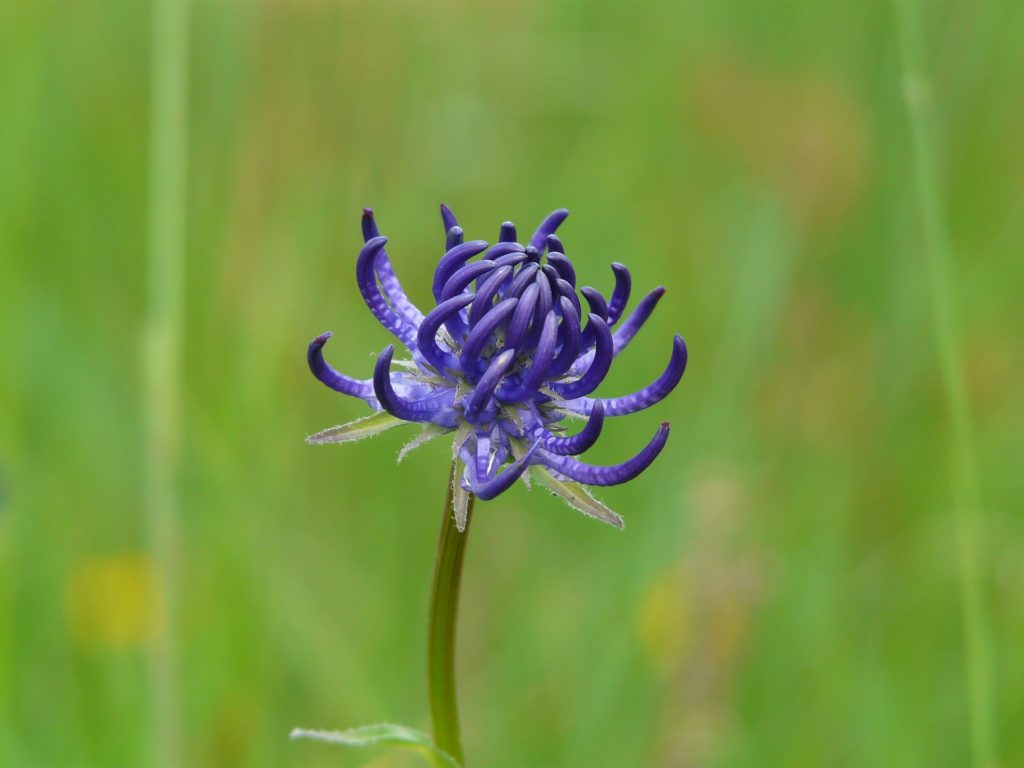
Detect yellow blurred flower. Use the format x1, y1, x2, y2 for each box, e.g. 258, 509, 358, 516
65, 554, 165, 651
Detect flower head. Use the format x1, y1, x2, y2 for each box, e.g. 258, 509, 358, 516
307, 205, 687, 528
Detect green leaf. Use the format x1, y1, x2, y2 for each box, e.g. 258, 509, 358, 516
398, 424, 450, 463
305, 411, 407, 445
291, 723, 461, 768
533, 466, 624, 528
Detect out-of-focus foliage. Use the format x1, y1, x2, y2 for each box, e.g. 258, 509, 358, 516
1, 1, 1023, 766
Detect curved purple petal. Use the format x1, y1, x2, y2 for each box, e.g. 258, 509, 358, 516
373, 345, 455, 424
538, 422, 669, 486
459, 297, 518, 382
578, 285, 610, 351
611, 285, 666, 354
547, 252, 576, 287
506, 263, 540, 299
472, 440, 541, 500
440, 260, 497, 301
580, 286, 609, 321
571, 335, 687, 417
486, 242, 525, 260
548, 297, 582, 379
574, 285, 665, 371
445, 226, 464, 250
502, 312, 558, 401
505, 282, 539, 350
359, 209, 425, 328
433, 240, 489, 301
555, 278, 582, 319
355, 236, 418, 348
529, 208, 570, 251
440, 203, 459, 234
551, 314, 612, 399
465, 349, 516, 422
307, 332, 375, 402
417, 294, 474, 375
469, 265, 513, 327
535, 400, 604, 455
607, 263, 632, 326
523, 272, 553, 350
499, 221, 517, 243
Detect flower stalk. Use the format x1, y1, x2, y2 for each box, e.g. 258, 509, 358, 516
427, 460, 475, 766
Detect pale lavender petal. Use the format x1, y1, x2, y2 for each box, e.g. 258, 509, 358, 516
475, 430, 493, 482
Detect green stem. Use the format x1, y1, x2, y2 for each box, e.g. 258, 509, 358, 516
894, 2, 995, 766
427, 461, 475, 766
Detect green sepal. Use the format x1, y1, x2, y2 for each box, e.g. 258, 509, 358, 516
533, 466, 624, 528
399, 424, 450, 462
291, 723, 461, 768
305, 411, 407, 445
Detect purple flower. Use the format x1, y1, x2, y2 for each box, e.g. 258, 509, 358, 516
307, 206, 687, 528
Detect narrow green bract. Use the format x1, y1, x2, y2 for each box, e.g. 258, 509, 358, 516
291, 724, 461, 768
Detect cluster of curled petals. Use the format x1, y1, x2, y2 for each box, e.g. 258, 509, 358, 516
307, 205, 687, 527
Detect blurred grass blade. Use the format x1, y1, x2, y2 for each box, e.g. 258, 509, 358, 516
533, 467, 623, 528
306, 411, 407, 445
894, 2, 996, 765
143, 0, 189, 763
291, 723, 461, 768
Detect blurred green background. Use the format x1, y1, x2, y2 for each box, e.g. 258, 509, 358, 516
2, 0, 1023, 765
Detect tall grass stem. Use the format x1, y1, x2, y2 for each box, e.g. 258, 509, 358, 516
894, 2, 995, 765
143, 0, 189, 764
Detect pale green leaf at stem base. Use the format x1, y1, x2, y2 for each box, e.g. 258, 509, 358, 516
533, 466, 624, 528
291, 723, 461, 768
305, 411, 407, 445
